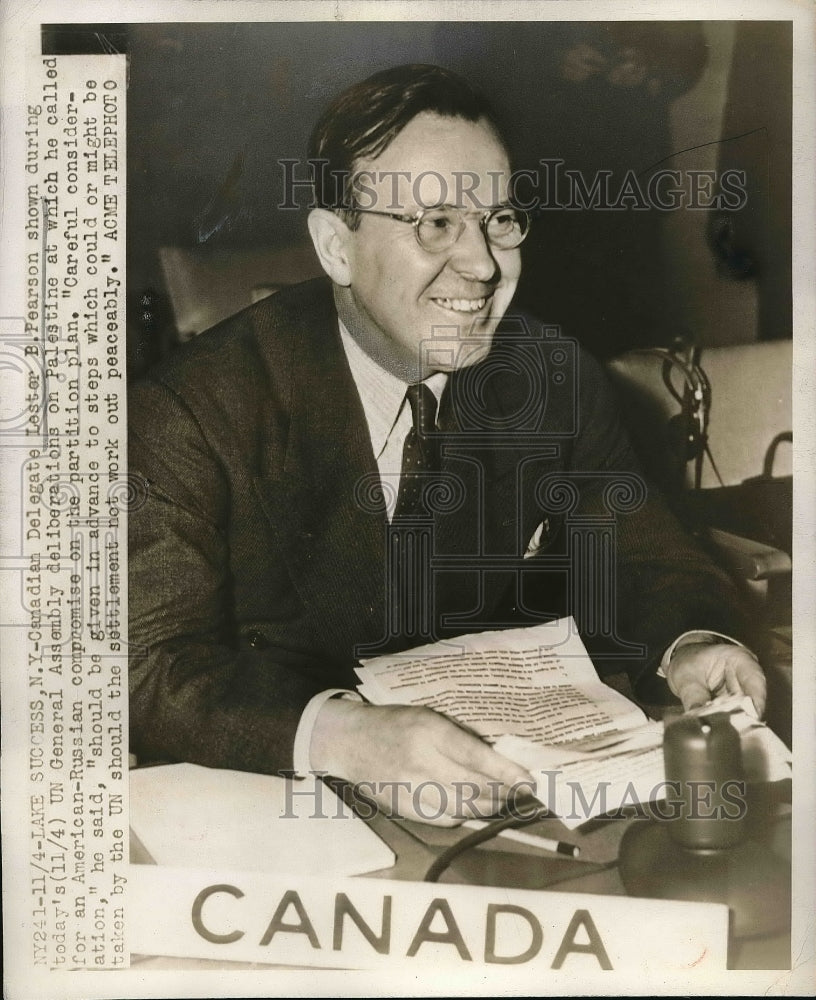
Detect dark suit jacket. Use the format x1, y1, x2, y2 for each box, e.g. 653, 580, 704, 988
128, 277, 746, 773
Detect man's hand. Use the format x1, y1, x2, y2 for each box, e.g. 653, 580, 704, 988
665, 642, 767, 716
309, 699, 534, 826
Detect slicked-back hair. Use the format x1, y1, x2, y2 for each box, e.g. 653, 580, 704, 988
307, 63, 507, 228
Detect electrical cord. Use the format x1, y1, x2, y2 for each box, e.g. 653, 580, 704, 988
423, 804, 551, 882
623, 345, 724, 489
420, 800, 616, 884
327, 775, 624, 886
423, 807, 621, 884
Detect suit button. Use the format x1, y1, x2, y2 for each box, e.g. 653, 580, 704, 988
246, 630, 269, 650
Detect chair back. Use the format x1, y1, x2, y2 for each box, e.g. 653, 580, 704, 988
159, 244, 322, 341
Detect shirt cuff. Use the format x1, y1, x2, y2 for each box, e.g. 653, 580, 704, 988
292, 688, 364, 777
657, 630, 753, 678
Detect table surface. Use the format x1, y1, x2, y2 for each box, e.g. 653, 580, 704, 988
131, 779, 791, 972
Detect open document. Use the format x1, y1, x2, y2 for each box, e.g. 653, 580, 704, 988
356, 619, 791, 828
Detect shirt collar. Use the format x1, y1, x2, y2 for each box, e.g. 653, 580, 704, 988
339, 320, 448, 459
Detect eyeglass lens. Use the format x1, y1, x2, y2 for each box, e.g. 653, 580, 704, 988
415, 207, 529, 251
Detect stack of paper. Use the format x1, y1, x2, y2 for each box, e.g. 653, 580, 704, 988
356, 618, 649, 745
356, 619, 792, 829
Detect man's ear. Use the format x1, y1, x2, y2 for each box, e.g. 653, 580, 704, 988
307, 208, 353, 286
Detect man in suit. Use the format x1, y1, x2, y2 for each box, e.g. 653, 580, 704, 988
129, 64, 765, 824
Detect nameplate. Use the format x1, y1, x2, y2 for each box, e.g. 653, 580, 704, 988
129, 865, 729, 970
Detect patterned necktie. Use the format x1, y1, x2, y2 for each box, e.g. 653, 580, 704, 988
393, 382, 440, 519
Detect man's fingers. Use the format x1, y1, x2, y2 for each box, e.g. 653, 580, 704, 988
316, 703, 537, 825
724, 668, 742, 697
735, 662, 767, 718
363, 760, 531, 826
676, 677, 712, 712
667, 643, 768, 719
432, 717, 532, 787
429, 728, 536, 819
721, 653, 767, 717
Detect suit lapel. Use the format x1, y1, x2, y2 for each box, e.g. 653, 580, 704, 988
430, 362, 528, 628
255, 282, 389, 652
436, 358, 531, 548
432, 334, 565, 630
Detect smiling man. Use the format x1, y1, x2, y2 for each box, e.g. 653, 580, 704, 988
129, 64, 765, 825
309, 108, 521, 381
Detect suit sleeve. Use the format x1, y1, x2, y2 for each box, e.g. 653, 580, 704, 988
127, 377, 356, 774
565, 350, 749, 692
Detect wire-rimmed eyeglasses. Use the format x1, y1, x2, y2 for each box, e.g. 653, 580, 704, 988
352, 204, 531, 253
